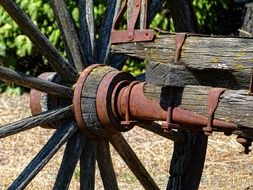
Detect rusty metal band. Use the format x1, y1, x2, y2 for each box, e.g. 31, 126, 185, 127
111, 80, 131, 120
174, 33, 187, 63
120, 81, 140, 130
73, 64, 106, 138
30, 72, 59, 129
96, 71, 135, 133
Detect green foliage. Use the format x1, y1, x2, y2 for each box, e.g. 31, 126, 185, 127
0, 0, 245, 93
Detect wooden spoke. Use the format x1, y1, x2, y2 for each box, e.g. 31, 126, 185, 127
137, 122, 185, 142
167, 132, 208, 190
80, 140, 97, 190
97, 140, 119, 190
109, 133, 159, 190
50, 0, 87, 71
0, 0, 78, 82
0, 66, 72, 98
109, 54, 127, 70
8, 123, 77, 190
149, 0, 166, 23
78, 0, 95, 65
0, 106, 72, 139
96, 0, 121, 64
53, 132, 87, 190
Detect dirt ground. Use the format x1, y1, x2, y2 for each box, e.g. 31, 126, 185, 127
0, 93, 253, 190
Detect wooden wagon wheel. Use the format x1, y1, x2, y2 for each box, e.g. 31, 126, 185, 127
0, 0, 208, 189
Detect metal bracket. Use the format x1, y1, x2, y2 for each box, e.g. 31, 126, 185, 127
121, 81, 140, 129
111, 0, 155, 44
203, 88, 226, 136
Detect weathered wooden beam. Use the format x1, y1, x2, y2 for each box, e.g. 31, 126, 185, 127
112, 33, 253, 89
143, 83, 253, 129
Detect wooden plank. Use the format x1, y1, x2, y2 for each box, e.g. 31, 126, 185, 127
0, 66, 72, 98
97, 140, 119, 190
78, 0, 95, 65
109, 133, 159, 190
50, 0, 87, 71
0, 106, 72, 138
144, 83, 253, 129
8, 123, 77, 190
112, 33, 253, 89
0, 0, 78, 83
53, 132, 87, 190
80, 140, 97, 190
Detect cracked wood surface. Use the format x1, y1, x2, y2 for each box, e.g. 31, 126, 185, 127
112, 33, 253, 89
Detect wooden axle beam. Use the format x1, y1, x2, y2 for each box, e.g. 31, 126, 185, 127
112, 33, 253, 89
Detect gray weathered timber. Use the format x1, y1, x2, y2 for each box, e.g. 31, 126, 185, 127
80, 140, 97, 190
78, 0, 95, 65
144, 83, 253, 129
8, 123, 77, 190
137, 122, 185, 142
96, 0, 119, 64
0, 0, 78, 83
240, 3, 253, 37
0, 106, 73, 139
97, 140, 119, 190
53, 132, 87, 190
50, 0, 88, 71
0, 66, 72, 98
109, 133, 159, 190
112, 33, 253, 89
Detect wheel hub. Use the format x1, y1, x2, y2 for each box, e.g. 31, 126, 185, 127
73, 64, 135, 138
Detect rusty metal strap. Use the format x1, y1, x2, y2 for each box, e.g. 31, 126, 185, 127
111, 0, 155, 44
203, 88, 226, 136
174, 33, 187, 63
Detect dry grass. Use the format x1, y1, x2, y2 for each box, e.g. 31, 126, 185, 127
0, 93, 253, 190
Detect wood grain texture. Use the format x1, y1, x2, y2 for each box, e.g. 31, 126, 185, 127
96, 0, 119, 64
0, 106, 72, 139
109, 133, 159, 190
0, 0, 78, 83
53, 132, 87, 190
78, 0, 95, 65
167, 132, 207, 190
97, 140, 119, 190
143, 83, 253, 129
8, 123, 77, 190
81, 66, 116, 135
50, 0, 87, 71
0, 66, 72, 98
112, 33, 253, 89
80, 140, 97, 190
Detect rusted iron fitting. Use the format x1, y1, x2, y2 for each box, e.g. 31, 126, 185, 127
111, 0, 155, 44
236, 136, 253, 154
174, 33, 187, 64
30, 72, 61, 129
115, 82, 237, 133
203, 88, 226, 136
